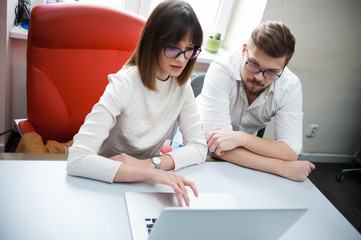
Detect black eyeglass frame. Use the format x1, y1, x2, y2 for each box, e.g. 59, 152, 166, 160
244, 50, 285, 81
163, 46, 202, 60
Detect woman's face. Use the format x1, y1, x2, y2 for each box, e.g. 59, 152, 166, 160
155, 35, 195, 81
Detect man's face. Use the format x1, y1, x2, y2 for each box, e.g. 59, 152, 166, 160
240, 44, 287, 96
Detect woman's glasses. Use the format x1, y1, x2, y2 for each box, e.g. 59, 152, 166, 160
164, 47, 202, 59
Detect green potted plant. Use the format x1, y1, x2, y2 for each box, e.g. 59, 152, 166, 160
204, 33, 221, 53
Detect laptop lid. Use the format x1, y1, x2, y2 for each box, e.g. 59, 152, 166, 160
125, 192, 306, 240
148, 208, 307, 240
125, 192, 239, 240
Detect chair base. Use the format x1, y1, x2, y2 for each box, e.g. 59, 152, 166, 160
335, 160, 361, 183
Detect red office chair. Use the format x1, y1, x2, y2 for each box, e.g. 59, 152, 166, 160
17, 3, 145, 143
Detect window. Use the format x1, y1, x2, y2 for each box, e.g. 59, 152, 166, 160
66, 0, 235, 41
148, 0, 235, 41
59, 0, 266, 52
64, 0, 151, 16
73, 0, 124, 8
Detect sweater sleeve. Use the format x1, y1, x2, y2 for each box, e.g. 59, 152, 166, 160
67, 73, 131, 183
167, 85, 208, 170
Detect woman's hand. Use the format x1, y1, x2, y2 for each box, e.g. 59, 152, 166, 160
149, 169, 198, 207
110, 153, 153, 168
111, 153, 198, 207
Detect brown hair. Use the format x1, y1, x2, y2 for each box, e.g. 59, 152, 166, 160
251, 21, 295, 63
126, 0, 203, 91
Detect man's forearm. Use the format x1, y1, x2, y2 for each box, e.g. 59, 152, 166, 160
207, 127, 298, 161
214, 147, 286, 177
240, 132, 298, 161
213, 147, 315, 182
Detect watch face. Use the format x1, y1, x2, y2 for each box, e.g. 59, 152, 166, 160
153, 157, 161, 164
152, 157, 161, 169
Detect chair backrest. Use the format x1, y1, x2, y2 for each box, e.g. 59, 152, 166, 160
191, 73, 205, 97
26, 4, 145, 142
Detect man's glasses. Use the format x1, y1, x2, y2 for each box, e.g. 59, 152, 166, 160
164, 47, 202, 60
245, 51, 284, 81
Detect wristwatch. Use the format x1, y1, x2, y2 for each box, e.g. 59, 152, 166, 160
152, 157, 162, 169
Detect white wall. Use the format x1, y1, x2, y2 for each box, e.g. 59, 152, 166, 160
0, 0, 18, 152
261, 0, 361, 155
10, 38, 27, 119
0, 0, 7, 152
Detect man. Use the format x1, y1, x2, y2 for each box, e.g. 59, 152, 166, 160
197, 21, 315, 182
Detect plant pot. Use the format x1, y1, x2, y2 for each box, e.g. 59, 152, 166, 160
204, 37, 221, 53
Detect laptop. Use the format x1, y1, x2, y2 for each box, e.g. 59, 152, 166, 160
125, 192, 307, 240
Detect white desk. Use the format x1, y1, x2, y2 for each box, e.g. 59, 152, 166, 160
0, 160, 360, 240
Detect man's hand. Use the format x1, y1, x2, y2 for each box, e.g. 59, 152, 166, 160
280, 160, 316, 182
207, 127, 243, 156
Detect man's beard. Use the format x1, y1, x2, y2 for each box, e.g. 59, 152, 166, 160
241, 78, 268, 96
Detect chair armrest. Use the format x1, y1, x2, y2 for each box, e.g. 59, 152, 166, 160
14, 119, 36, 136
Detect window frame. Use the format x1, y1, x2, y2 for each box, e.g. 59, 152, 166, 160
129, 0, 236, 41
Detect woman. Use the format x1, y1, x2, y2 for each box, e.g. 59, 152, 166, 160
67, 0, 207, 207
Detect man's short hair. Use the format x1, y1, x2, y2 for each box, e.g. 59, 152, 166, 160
251, 21, 295, 63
